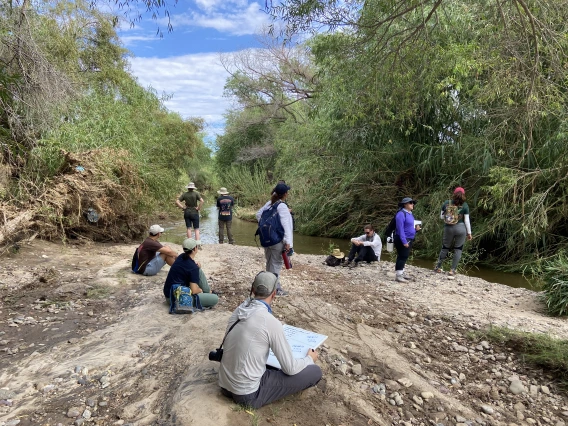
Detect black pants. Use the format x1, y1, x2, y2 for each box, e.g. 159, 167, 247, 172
394, 236, 414, 271
347, 244, 378, 263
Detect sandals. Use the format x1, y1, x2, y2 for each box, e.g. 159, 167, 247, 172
447, 270, 456, 276
434, 268, 443, 273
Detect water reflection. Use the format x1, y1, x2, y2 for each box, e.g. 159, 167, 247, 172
162, 205, 534, 290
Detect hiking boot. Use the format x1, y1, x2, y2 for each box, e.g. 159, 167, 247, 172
395, 275, 408, 283
276, 289, 289, 297
348, 261, 359, 269
342, 260, 352, 267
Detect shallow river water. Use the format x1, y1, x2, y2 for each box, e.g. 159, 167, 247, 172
163, 205, 534, 289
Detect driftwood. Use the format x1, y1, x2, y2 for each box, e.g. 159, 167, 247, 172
0, 210, 35, 247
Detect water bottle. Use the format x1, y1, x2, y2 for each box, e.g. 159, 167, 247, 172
282, 250, 292, 269
386, 236, 394, 253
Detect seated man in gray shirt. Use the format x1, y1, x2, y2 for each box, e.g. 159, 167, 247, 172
218, 272, 322, 409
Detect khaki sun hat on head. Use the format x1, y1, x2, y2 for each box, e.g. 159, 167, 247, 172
186, 182, 196, 189
252, 271, 278, 298
331, 248, 344, 258
182, 238, 198, 251
217, 187, 229, 195
149, 224, 165, 235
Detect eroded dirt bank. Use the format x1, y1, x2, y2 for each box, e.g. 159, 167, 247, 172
0, 240, 567, 426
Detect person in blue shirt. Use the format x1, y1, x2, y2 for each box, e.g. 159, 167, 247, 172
163, 238, 219, 308
394, 197, 421, 283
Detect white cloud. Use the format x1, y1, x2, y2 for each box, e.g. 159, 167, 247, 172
129, 53, 230, 137
161, 2, 269, 36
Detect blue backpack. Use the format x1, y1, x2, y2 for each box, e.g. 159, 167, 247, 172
131, 243, 143, 274
256, 201, 285, 247
169, 284, 204, 314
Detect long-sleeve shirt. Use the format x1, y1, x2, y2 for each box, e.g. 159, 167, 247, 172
351, 233, 382, 258
218, 299, 313, 395
395, 209, 416, 245
256, 201, 294, 247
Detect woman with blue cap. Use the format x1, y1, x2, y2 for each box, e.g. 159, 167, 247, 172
394, 197, 421, 283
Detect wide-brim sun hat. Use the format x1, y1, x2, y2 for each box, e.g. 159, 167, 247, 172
217, 187, 229, 195
331, 248, 344, 258
186, 182, 196, 189
398, 197, 417, 207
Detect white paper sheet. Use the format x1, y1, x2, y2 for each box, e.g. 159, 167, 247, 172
266, 325, 328, 369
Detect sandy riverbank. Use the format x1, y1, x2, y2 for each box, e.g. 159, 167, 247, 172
0, 240, 567, 426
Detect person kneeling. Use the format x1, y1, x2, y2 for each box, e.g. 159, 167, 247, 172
163, 238, 219, 309
344, 224, 382, 268
218, 272, 322, 409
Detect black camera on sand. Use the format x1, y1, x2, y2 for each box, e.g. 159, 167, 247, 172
209, 348, 223, 362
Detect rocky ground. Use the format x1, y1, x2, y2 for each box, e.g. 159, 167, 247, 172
0, 240, 567, 426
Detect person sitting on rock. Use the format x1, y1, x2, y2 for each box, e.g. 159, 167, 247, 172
343, 224, 382, 268
218, 271, 322, 409
135, 225, 177, 276
163, 238, 219, 308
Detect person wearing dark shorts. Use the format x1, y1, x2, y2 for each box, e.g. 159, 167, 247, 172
176, 182, 204, 243
218, 272, 322, 409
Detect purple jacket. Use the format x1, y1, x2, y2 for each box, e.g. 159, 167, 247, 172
395, 209, 416, 245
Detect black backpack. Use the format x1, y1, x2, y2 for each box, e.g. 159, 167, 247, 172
383, 209, 406, 240
324, 255, 343, 267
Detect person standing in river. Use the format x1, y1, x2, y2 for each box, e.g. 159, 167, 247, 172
216, 187, 235, 244
256, 183, 293, 296
394, 197, 421, 283
434, 187, 472, 276
175, 182, 204, 244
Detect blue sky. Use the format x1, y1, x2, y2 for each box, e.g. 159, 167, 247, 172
118, 0, 271, 139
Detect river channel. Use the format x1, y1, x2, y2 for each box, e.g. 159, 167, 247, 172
163, 205, 534, 289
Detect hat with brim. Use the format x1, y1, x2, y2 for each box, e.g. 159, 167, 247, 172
182, 238, 198, 251
398, 197, 417, 207
149, 224, 165, 235
186, 182, 196, 189
252, 271, 278, 298
274, 183, 290, 196
331, 248, 344, 258
217, 187, 229, 195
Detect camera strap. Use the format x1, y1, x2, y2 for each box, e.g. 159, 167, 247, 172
217, 319, 241, 350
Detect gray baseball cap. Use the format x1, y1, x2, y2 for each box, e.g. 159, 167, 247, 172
252, 272, 278, 298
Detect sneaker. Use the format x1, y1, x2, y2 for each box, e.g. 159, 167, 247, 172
402, 273, 416, 281
348, 261, 358, 269
342, 260, 352, 268
276, 289, 289, 296
395, 275, 408, 283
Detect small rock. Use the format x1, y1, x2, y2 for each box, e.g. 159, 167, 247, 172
67, 407, 81, 418
480, 404, 494, 415
74, 420, 85, 426
421, 391, 434, 400
0, 389, 16, 399
82, 409, 92, 419
337, 364, 349, 375
99, 401, 108, 407
5, 420, 21, 426
526, 419, 536, 425
513, 402, 525, 412
529, 385, 539, 396
351, 364, 362, 375
541, 385, 551, 395
86, 397, 97, 407
412, 395, 423, 406
397, 377, 413, 388
456, 415, 467, 422
453, 343, 469, 352
509, 380, 526, 395
385, 379, 401, 391
408, 312, 417, 318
